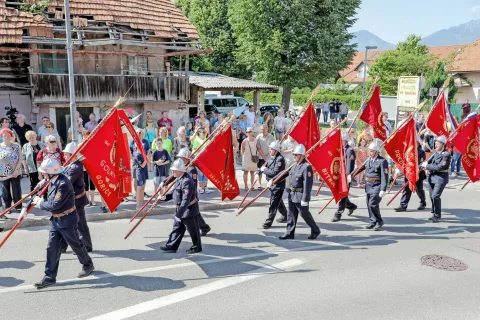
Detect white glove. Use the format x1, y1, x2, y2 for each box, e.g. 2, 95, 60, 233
33, 196, 44, 208
394, 168, 401, 176
35, 179, 47, 190
347, 175, 352, 183
379, 191, 386, 198
266, 180, 273, 188
159, 182, 165, 188
17, 208, 27, 222
260, 166, 266, 172
421, 161, 428, 168
301, 201, 308, 207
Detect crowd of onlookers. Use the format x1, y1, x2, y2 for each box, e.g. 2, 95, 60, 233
314, 99, 350, 123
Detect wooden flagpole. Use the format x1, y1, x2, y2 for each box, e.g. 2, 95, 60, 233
386, 183, 409, 206
346, 76, 379, 133
318, 197, 334, 215
315, 181, 325, 196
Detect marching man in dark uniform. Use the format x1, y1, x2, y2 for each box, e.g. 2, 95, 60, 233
160, 159, 202, 254
258, 140, 287, 229
421, 135, 451, 222
332, 132, 358, 222
277, 144, 321, 240
349, 139, 388, 230
175, 147, 211, 236
27, 158, 94, 289
63, 142, 92, 252
394, 141, 427, 212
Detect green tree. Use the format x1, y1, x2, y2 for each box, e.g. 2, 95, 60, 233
368, 34, 433, 95
228, 0, 360, 109
175, 0, 251, 78
421, 62, 457, 102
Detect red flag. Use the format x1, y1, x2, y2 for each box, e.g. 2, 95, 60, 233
118, 109, 148, 162
360, 86, 386, 141
79, 108, 132, 211
384, 118, 419, 191
306, 129, 348, 203
290, 101, 320, 150
194, 123, 240, 200
426, 92, 449, 138
450, 114, 480, 183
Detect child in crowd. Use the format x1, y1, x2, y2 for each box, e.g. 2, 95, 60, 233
151, 138, 170, 198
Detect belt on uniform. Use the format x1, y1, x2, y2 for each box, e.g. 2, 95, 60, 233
434, 170, 449, 173
176, 198, 198, 208
290, 187, 303, 192
52, 207, 75, 218
75, 190, 86, 199
365, 177, 380, 182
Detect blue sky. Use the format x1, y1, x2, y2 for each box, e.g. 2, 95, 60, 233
351, 0, 480, 44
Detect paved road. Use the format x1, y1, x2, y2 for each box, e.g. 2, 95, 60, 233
1, 178, 480, 320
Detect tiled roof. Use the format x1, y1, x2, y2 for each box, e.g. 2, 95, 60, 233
188, 72, 279, 91
0, 0, 198, 44
0, 0, 52, 44
448, 40, 480, 72
428, 45, 463, 62
45, 0, 198, 39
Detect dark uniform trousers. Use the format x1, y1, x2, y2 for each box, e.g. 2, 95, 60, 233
187, 165, 210, 234
425, 151, 451, 218
164, 173, 202, 251
337, 195, 357, 215
63, 161, 92, 251
366, 193, 383, 225
337, 144, 357, 216
263, 153, 288, 225
41, 174, 93, 281
400, 177, 426, 209
358, 156, 388, 225
282, 159, 320, 237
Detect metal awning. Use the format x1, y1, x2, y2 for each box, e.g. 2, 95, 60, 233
188, 72, 278, 91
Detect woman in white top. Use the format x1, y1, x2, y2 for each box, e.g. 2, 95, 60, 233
241, 127, 259, 190
195, 111, 210, 135
274, 109, 286, 141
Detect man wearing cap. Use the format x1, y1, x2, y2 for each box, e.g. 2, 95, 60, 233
160, 158, 202, 254
176, 147, 211, 236
332, 131, 358, 222
63, 142, 92, 252
394, 141, 427, 212
27, 158, 94, 289
350, 138, 388, 230
277, 144, 321, 240
420, 135, 451, 222
258, 140, 287, 229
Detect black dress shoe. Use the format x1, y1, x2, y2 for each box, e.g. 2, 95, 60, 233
308, 231, 321, 240
428, 216, 434, 221
431, 217, 441, 223
101, 207, 108, 213
276, 217, 287, 223
394, 207, 407, 212
347, 206, 357, 216
34, 278, 56, 289
186, 247, 202, 254
417, 205, 426, 210
365, 224, 376, 230
279, 234, 294, 240
200, 226, 211, 236
374, 222, 384, 231
78, 264, 95, 278
160, 246, 177, 253
86, 247, 93, 253
61, 246, 68, 254
262, 223, 272, 229
331, 214, 341, 222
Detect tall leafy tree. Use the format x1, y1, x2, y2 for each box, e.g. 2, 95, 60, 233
228, 0, 360, 108
175, 0, 251, 78
368, 35, 433, 95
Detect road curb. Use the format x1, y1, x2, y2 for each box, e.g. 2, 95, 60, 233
0, 200, 270, 232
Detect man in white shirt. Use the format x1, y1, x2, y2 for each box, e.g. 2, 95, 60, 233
274, 109, 286, 141
244, 105, 255, 127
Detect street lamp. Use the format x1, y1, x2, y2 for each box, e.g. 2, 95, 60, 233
361, 45, 377, 103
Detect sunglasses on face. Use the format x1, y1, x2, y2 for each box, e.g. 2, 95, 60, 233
49, 141, 57, 143
46, 126, 51, 128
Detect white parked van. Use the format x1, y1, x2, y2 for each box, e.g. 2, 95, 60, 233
204, 95, 251, 114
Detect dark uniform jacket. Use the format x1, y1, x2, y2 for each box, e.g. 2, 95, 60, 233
359, 156, 388, 194
263, 153, 286, 190
187, 165, 199, 200
40, 174, 78, 229
426, 150, 451, 183
279, 159, 313, 203
418, 147, 427, 181
173, 172, 199, 219
345, 144, 356, 175
64, 160, 89, 208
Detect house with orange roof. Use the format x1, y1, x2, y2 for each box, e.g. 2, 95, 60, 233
447, 39, 480, 103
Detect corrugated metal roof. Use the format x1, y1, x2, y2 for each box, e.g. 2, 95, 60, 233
188, 72, 278, 91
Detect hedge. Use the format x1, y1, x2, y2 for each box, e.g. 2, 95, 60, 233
243, 93, 363, 110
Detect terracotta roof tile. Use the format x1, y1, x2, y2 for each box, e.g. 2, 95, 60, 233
448, 40, 480, 72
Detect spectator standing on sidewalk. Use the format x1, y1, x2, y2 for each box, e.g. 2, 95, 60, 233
157, 111, 173, 138
314, 100, 322, 120
43, 122, 62, 151
241, 127, 258, 191
195, 111, 210, 135
141, 110, 158, 129
22, 131, 45, 192
37, 116, 58, 142
340, 101, 348, 121
256, 125, 274, 190
329, 100, 336, 120
151, 139, 170, 198
172, 126, 191, 158
274, 109, 286, 141
13, 114, 33, 146
0, 128, 22, 212
323, 100, 329, 123
84, 113, 98, 132
191, 127, 211, 194
244, 105, 256, 127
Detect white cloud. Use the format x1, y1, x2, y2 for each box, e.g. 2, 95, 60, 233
472, 5, 480, 12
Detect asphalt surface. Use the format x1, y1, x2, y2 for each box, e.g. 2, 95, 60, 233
1, 177, 480, 320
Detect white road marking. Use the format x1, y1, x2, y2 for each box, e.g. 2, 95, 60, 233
424, 227, 466, 234
87, 258, 305, 320
0, 237, 389, 294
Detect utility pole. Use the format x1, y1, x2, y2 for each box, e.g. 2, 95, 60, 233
361, 46, 377, 103
64, 0, 78, 143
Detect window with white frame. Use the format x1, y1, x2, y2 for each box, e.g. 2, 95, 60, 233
128, 56, 148, 75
